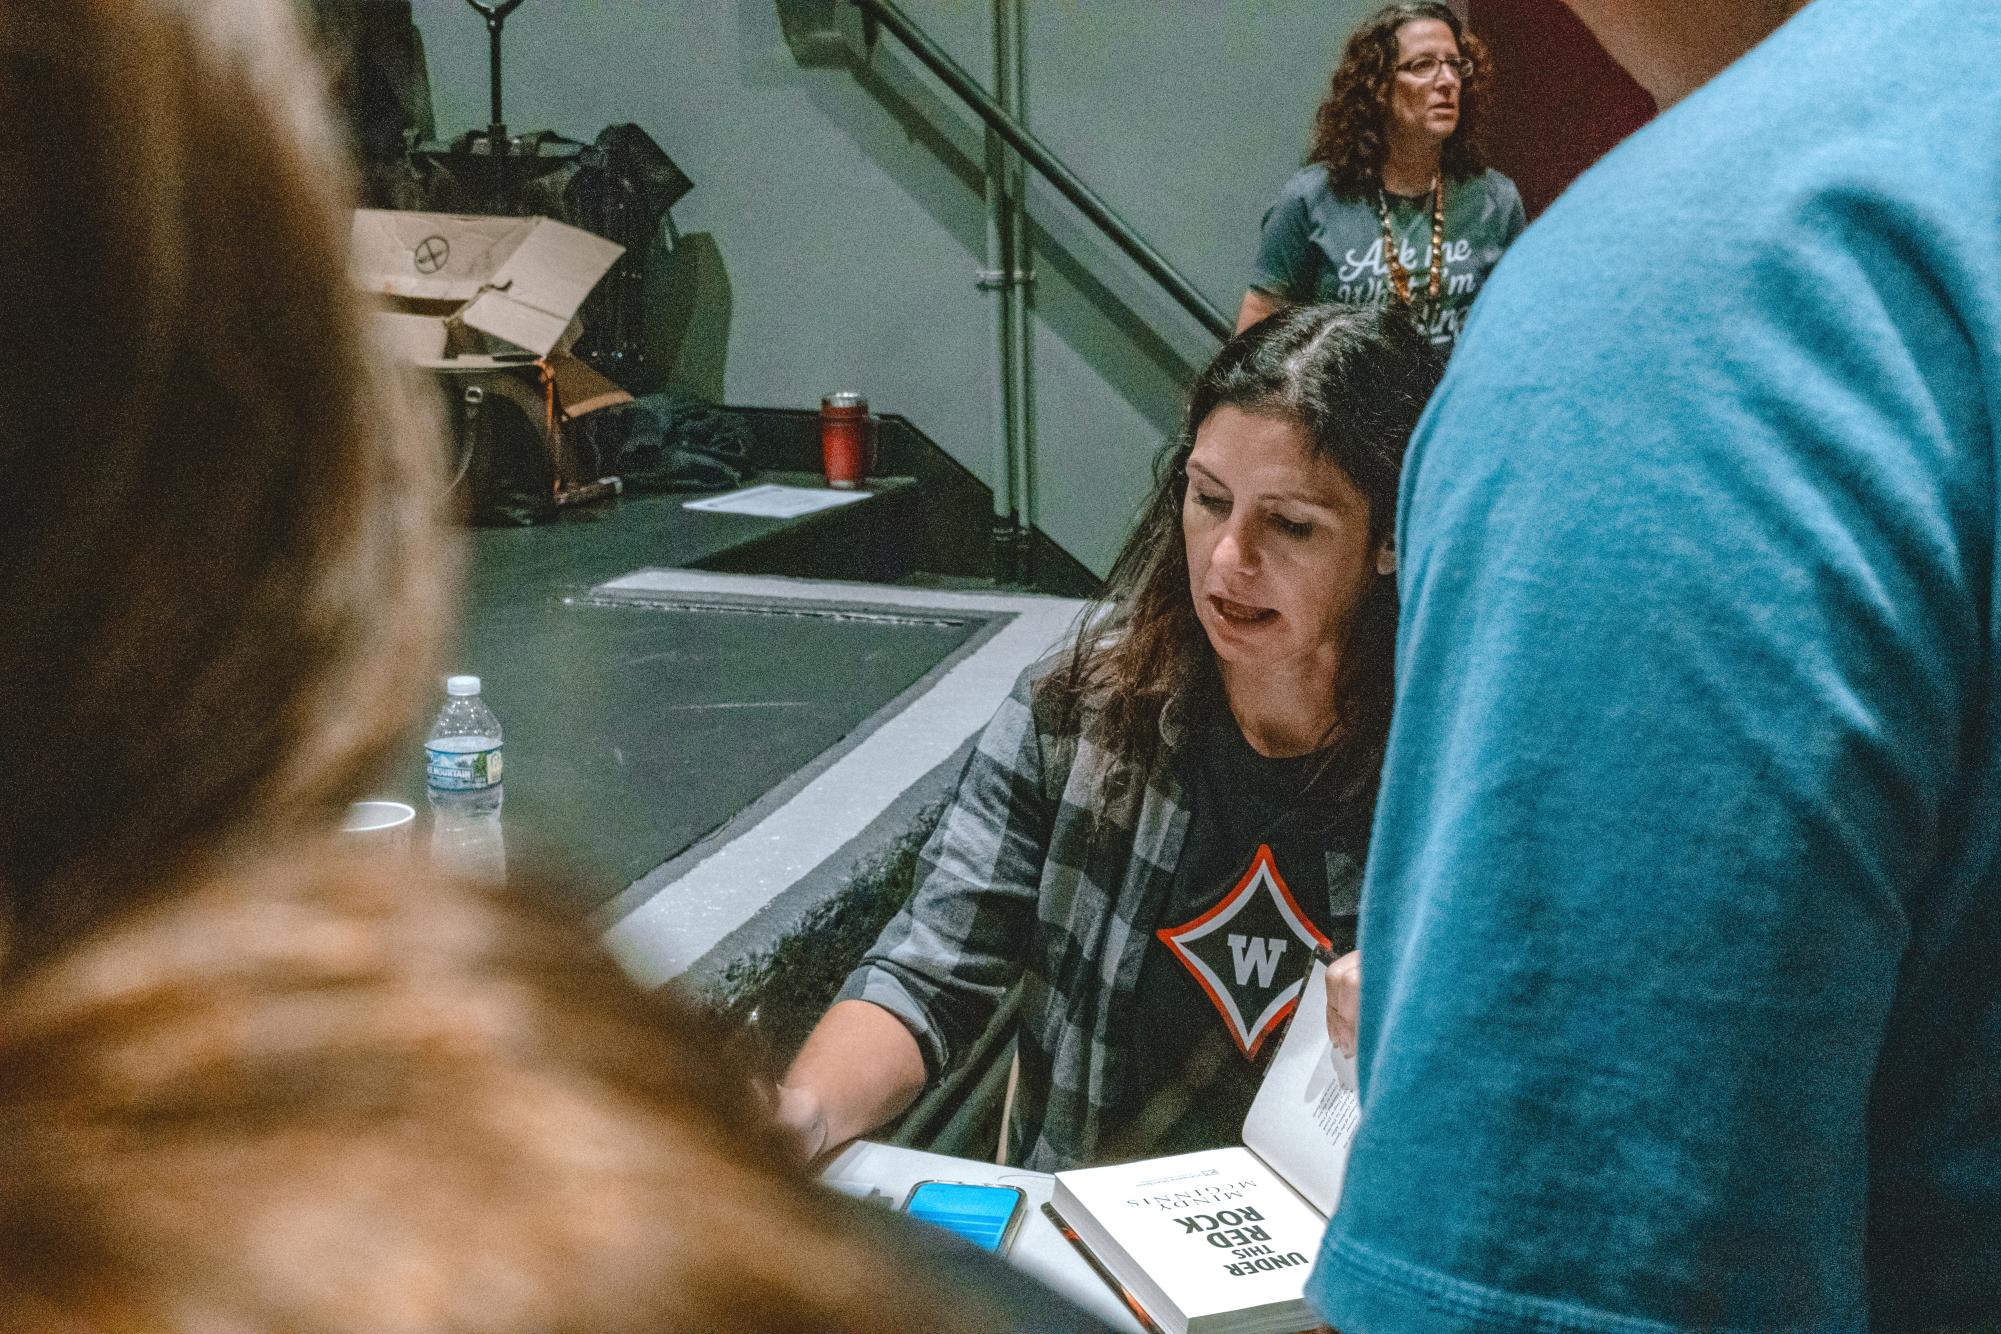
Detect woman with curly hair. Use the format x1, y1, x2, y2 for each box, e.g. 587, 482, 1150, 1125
1238, 3, 1525, 355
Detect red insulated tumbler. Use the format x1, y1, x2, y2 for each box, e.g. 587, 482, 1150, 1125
820, 392, 874, 490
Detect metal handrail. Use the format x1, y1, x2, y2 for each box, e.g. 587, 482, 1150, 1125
850, 0, 1233, 342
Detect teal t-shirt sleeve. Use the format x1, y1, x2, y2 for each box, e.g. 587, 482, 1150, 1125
1250, 177, 1317, 298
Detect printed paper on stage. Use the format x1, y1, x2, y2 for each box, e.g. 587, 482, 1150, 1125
682, 484, 873, 518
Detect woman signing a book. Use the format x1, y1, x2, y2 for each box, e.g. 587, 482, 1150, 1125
779, 303, 1437, 1171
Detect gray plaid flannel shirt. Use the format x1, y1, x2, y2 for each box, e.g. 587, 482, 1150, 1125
838, 663, 1365, 1171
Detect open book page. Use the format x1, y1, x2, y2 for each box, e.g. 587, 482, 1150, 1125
1239, 958, 1360, 1217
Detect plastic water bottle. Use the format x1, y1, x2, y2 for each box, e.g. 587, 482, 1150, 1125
427, 676, 506, 880
426, 675, 503, 816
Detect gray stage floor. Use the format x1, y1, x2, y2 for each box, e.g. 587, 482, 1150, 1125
377, 480, 1083, 986
457, 586, 986, 896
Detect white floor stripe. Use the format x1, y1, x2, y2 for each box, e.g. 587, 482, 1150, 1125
591, 570, 1085, 986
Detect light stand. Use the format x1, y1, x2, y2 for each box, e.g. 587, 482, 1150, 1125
461, 0, 529, 213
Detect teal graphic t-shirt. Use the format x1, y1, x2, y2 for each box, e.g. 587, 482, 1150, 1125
1250, 166, 1524, 354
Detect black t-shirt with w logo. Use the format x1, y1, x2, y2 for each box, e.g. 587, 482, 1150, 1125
1108, 693, 1371, 1161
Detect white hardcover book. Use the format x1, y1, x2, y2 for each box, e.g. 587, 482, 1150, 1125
1050, 961, 1362, 1334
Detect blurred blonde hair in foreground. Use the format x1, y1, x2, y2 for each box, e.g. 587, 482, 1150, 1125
0, 1, 991, 1328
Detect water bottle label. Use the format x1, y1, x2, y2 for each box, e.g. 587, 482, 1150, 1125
426, 744, 502, 791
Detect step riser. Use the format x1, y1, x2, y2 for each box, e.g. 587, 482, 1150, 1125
729, 406, 1098, 595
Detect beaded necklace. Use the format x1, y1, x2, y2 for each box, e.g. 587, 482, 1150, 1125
1377, 176, 1446, 310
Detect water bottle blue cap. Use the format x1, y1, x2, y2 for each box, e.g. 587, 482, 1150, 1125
446, 675, 481, 696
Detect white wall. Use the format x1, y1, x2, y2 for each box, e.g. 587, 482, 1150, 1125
413, 0, 1378, 574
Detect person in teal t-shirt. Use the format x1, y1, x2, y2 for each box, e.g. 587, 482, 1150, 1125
1239, 4, 1524, 354
1311, 0, 2001, 1329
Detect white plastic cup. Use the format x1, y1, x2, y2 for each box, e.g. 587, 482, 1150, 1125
340, 800, 416, 852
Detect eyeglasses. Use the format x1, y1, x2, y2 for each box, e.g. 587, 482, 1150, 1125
1397, 55, 1474, 81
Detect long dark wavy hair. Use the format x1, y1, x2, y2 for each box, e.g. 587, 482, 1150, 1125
1044, 304, 1442, 783
1310, 3, 1491, 201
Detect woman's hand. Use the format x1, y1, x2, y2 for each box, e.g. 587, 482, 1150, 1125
775, 1000, 928, 1168
1323, 950, 1362, 1058
774, 1083, 830, 1165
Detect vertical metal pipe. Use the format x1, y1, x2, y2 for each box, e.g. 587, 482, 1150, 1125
464, 0, 528, 213
487, 16, 510, 213
487, 17, 505, 126
984, 0, 1020, 581
1002, 0, 1033, 585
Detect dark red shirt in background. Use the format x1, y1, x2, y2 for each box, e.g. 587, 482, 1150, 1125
1470, 0, 1656, 220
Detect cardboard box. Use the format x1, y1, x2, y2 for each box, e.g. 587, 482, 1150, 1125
352, 209, 634, 488
352, 209, 625, 366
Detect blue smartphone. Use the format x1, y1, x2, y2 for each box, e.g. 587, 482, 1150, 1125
901, 1180, 1028, 1255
